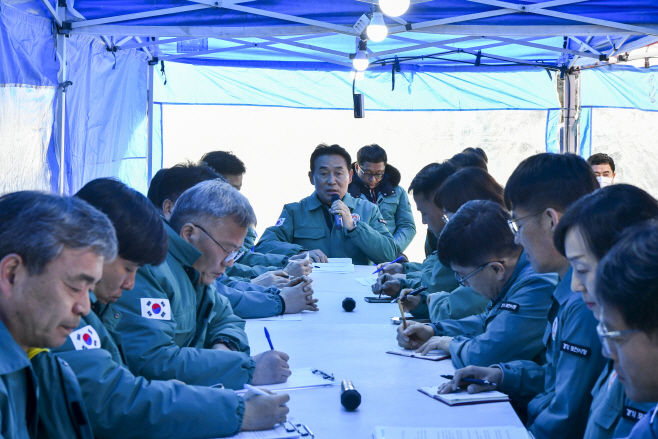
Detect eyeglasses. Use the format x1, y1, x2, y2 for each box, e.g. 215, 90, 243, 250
442, 214, 450, 225
359, 170, 385, 180
454, 261, 504, 287
596, 322, 640, 357
507, 209, 545, 235
192, 224, 242, 263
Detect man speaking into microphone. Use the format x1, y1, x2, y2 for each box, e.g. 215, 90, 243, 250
256, 144, 397, 265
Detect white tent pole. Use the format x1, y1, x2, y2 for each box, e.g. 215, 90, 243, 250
147, 61, 155, 186
56, 4, 68, 195
561, 71, 580, 155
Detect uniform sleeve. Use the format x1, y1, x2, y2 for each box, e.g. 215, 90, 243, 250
104, 267, 254, 389
497, 360, 548, 405
254, 206, 305, 256
219, 275, 269, 292
225, 261, 278, 279
445, 277, 554, 369
241, 227, 258, 252
345, 205, 397, 264
54, 348, 245, 439
204, 290, 251, 353
527, 300, 606, 439
428, 286, 490, 322
391, 190, 416, 254
236, 251, 288, 268
403, 262, 423, 275
213, 280, 283, 319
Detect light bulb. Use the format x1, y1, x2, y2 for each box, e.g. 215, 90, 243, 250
350, 70, 365, 81
353, 51, 369, 71
367, 12, 388, 42
379, 0, 410, 17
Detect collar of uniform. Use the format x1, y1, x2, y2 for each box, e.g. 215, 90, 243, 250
492, 250, 529, 303
553, 267, 574, 305
308, 192, 356, 211
0, 318, 30, 374
164, 221, 203, 268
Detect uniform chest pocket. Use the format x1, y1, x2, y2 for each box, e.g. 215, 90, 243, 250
592, 397, 623, 430
294, 228, 326, 240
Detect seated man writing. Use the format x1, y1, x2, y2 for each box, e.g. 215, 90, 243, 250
397, 200, 557, 369
256, 144, 397, 265
104, 180, 298, 388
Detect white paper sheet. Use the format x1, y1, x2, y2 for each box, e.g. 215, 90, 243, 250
251, 313, 303, 322
356, 275, 378, 286
235, 368, 337, 393
374, 426, 529, 439
312, 261, 355, 273
386, 348, 450, 361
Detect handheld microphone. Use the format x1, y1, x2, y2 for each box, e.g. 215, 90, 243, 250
330, 194, 343, 230
342, 297, 356, 312
340, 380, 361, 411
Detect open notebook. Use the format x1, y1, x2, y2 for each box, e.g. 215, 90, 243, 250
386, 347, 450, 361
418, 386, 510, 406
235, 368, 337, 393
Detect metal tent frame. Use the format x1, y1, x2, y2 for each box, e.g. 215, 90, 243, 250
39, 0, 658, 191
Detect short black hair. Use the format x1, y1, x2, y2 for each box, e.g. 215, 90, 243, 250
437, 167, 504, 213
554, 184, 658, 260
504, 153, 598, 213
200, 151, 247, 177
449, 148, 488, 172
438, 200, 520, 268
155, 162, 222, 209
408, 161, 457, 197
75, 178, 168, 266
587, 153, 615, 173
357, 144, 387, 166
596, 221, 658, 334
147, 168, 168, 208
310, 144, 351, 173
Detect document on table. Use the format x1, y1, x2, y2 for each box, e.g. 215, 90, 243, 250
418, 387, 510, 406
374, 426, 529, 439
225, 424, 300, 439
251, 313, 302, 322
235, 368, 337, 393
386, 347, 450, 361
356, 275, 378, 286
312, 258, 354, 273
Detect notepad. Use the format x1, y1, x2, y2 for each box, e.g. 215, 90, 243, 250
418, 386, 510, 406
386, 347, 450, 361
235, 368, 337, 393
251, 313, 303, 322
374, 426, 529, 439
356, 275, 378, 286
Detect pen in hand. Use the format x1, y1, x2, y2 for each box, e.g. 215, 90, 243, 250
440, 374, 497, 387
392, 286, 429, 303
373, 255, 404, 274
264, 327, 274, 350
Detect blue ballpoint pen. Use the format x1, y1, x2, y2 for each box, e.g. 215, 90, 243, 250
264, 327, 274, 350
372, 255, 404, 274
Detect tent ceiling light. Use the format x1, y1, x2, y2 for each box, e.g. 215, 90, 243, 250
367, 11, 388, 42
379, 0, 410, 17
350, 70, 365, 81
353, 50, 369, 71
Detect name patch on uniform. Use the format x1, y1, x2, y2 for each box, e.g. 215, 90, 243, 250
560, 341, 591, 357
275, 218, 286, 226
378, 218, 387, 225
499, 302, 520, 312
69, 325, 101, 350
623, 407, 647, 422
140, 298, 171, 320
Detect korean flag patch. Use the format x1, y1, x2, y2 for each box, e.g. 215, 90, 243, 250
70, 325, 101, 351
275, 218, 286, 227
140, 298, 171, 320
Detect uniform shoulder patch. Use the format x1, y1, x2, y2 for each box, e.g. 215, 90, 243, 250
140, 298, 171, 320
275, 218, 286, 226
351, 213, 360, 225
378, 218, 387, 225
69, 325, 101, 350
623, 407, 647, 422
499, 302, 520, 312
560, 341, 591, 357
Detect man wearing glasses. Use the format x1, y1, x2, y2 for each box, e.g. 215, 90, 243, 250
440, 153, 605, 439
396, 200, 556, 369
347, 144, 416, 254
104, 180, 296, 389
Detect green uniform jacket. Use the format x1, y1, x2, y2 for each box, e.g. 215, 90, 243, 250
255, 192, 397, 265
103, 222, 254, 389
227, 227, 289, 279
432, 254, 557, 369
584, 361, 655, 439
348, 164, 416, 253
399, 252, 486, 321
0, 320, 37, 439
497, 269, 607, 439
52, 299, 245, 439
242, 227, 258, 252
214, 276, 285, 319
620, 406, 658, 439
30, 351, 94, 439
